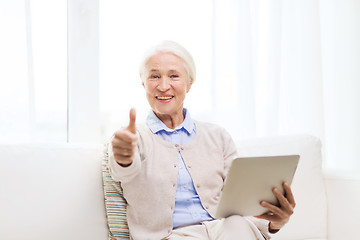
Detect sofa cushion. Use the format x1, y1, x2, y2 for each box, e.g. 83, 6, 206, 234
102, 145, 129, 239
237, 135, 327, 240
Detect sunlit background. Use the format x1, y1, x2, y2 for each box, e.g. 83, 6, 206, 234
1, 0, 359, 171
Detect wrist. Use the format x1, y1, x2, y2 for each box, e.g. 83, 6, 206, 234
268, 223, 280, 234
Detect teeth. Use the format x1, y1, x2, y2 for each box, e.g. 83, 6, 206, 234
157, 96, 173, 100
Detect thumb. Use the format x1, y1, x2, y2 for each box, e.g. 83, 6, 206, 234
127, 108, 136, 134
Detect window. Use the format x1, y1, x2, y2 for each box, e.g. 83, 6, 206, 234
99, 0, 213, 141
0, 0, 67, 143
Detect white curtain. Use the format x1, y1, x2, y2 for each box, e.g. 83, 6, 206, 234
1, 0, 359, 170
213, 0, 324, 140
213, 0, 360, 170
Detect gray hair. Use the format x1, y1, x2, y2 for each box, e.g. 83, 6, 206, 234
139, 40, 196, 84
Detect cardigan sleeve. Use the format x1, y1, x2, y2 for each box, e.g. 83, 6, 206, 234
108, 131, 142, 183
246, 216, 272, 240
221, 127, 239, 178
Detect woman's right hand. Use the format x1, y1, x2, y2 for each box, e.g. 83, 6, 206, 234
111, 108, 137, 167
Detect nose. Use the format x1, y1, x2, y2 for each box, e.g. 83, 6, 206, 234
157, 77, 171, 92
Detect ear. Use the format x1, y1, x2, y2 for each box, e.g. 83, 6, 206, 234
186, 81, 192, 93
142, 81, 145, 88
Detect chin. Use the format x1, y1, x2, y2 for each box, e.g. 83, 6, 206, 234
153, 108, 173, 115
154, 106, 180, 116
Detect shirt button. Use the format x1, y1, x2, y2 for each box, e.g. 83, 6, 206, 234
187, 165, 191, 168
183, 185, 187, 189
173, 184, 176, 187
205, 206, 209, 209
174, 165, 177, 168
180, 147, 184, 150
197, 184, 200, 188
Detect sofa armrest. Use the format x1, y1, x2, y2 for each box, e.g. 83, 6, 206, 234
323, 170, 360, 240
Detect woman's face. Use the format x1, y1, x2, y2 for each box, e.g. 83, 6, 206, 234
142, 52, 192, 119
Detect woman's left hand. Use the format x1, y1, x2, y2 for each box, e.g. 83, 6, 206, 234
255, 182, 296, 231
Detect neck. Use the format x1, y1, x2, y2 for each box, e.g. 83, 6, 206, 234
154, 110, 184, 129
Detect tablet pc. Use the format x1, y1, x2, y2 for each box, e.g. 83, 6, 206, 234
215, 155, 299, 218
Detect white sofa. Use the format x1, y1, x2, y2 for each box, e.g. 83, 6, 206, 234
0, 135, 359, 240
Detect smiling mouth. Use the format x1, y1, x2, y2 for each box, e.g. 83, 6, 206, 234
156, 96, 174, 100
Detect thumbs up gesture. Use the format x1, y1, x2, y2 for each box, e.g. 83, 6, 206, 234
112, 108, 138, 167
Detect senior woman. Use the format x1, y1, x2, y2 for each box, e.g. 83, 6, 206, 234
109, 41, 295, 240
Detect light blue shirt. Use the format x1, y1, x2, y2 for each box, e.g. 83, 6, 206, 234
146, 109, 214, 228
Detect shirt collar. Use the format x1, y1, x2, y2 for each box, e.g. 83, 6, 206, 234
146, 108, 195, 135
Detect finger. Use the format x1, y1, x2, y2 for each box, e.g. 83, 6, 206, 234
255, 212, 278, 222
113, 146, 134, 157
114, 130, 138, 144
255, 210, 282, 224
112, 137, 136, 149
113, 147, 133, 156
273, 188, 288, 207
260, 200, 285, 218
273, 188, 294, 215
128, 108, 136, 134
254, 210, 272, 219
283, 182, 296, 208
113, 144, 134, 156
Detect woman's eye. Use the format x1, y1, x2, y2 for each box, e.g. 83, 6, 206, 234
150, 75, 160, 79
170, 74, 179, 78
